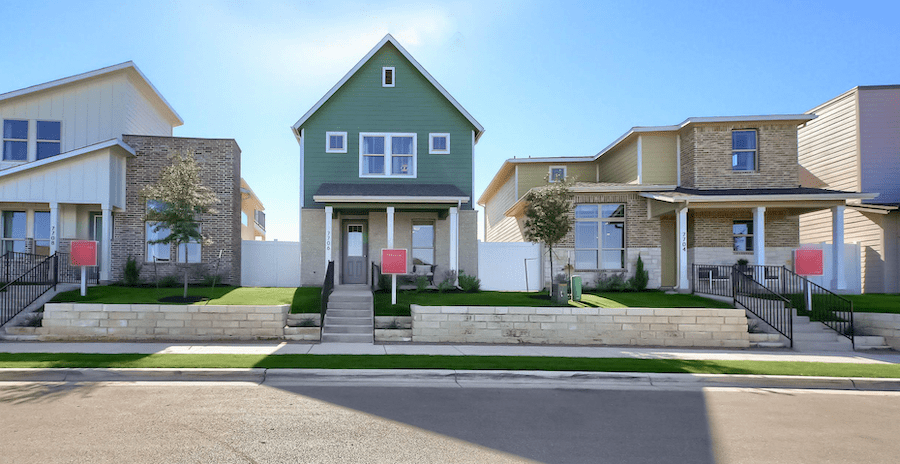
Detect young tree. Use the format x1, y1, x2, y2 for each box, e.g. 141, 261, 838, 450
523, 177, 575, 290
142, 151, 218, 298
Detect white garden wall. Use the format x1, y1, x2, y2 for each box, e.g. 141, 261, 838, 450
477, 241, 542, 291
241, 240, 301, 287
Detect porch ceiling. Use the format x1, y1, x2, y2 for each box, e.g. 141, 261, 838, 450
641, 186, 877, 214
313, 183, 470, 205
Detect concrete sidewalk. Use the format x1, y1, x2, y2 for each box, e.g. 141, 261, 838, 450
1, 341, 899, 364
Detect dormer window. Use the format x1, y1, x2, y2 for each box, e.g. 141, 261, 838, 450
326, 131, 347, 153
2, 120, 28, 161
36, 121, 61, 160
382, 67, 395, 87
429, 133, 450, 154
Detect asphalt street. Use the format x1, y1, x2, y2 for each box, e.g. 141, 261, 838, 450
2, 380, 899, 463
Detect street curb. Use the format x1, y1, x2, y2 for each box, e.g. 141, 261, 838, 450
2, 368, 900, 391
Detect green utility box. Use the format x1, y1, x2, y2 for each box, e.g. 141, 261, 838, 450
571, 275, 582, 301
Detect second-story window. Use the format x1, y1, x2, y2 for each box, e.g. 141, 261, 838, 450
36, 121, 61, 160
326, 131, 347, 153
549, 166, 567, 182
360, 133, 416, 177
732, 130, 757, 171
429, 133, 450, 154
382, 67, 395, 87
2, 120, 28, 161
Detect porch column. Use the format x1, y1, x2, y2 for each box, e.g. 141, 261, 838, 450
49, 202, 59, 255
324, 206, 333, 268
387, 206, 395, 248
676, 206, 689, 292
101, 206, 112, 282
832, 205, 846, 290
753, 207, 766, 266
449, 207, 459, 275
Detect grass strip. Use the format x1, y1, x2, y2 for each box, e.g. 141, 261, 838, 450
1, 353, 899, 378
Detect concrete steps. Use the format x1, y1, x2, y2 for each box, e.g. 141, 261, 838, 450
321, 285, 373, 344
790, 312, 889, 351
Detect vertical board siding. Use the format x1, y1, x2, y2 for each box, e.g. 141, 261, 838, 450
301, 42, 477, 209
798, 91, 859, 192
800, 208, 886, 293
640, 134, 677, 185
858, 88, 900, 204
597, 140, 638, 183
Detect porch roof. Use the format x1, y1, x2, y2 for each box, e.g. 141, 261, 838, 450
313, 183, 470, 204
641, 187, 878, 204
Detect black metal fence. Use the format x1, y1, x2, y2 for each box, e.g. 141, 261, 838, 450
56, 252, 100, 285
1, 252, 49, 285
692, 264, 735, 297
320, 261, 335, 334
0, 254, 57, 327
732, 267, 793, 346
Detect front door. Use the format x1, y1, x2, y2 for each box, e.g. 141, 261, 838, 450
342, 221, 367, 284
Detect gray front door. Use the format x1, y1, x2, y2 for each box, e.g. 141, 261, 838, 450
342, 221, 367, 284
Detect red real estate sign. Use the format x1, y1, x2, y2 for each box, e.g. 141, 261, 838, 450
70, 240, 98, 267
381, 249, 407, 274
795, 248, 824, 276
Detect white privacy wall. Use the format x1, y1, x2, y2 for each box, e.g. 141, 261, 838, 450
241, 240, 302, 287
477, 241, 542, 291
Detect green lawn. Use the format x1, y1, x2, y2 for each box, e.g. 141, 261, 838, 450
51, 286, 322, 313
373, 290, 732, 316
1, 353, 899, 378
845, 294, 900, 314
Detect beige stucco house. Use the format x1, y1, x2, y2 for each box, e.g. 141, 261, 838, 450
479, 115, 875, 291
240, 178, 265, 241
799, 86, 900, 293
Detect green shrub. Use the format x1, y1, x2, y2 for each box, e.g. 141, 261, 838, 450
414, 275, 429, 293
23, 314, 43, 327
157, 275, 180, 288
627, 254, 649, 291
458, 270, 481, 293
595, 274, 627, 292
201, 274, 223, 287
438, 270, 457, 292
298, 318, 317, 327
123, 256, 141, 287
378, 273, 392, 291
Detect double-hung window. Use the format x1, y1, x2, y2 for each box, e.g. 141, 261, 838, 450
360, 133, 416, 177
732, 130, 757, 171
733, 220, 753, 252
574, 204, 625, 270
177, 234, 202, 263
2, 120, 28, 161
1, 211, 26, 253
36, 121, 61, 160
412, 221, 434, 265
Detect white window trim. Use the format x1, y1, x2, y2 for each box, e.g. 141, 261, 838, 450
382, 67, 395, 87
36, 120, 62, 160
549, 165, 567, 183
2, 119, 28, 161
145, 222, 171, 262
429, 133, 450, 154
733, 219, 754, 252
411, 220, 435, 266
325, 131, 347, 153
359, 132, 417, 178
732, 129, 758, 172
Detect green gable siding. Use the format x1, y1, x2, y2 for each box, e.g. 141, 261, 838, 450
300, 42, 477, 209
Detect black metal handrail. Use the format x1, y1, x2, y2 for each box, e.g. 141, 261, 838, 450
0, 254, 57, 327
692, 264, 735, 297
371, 262, 381, 291
1, 251, 50, 285
320, 261, 335, 337
56, 252, 100, 285
732, 267, 793, 347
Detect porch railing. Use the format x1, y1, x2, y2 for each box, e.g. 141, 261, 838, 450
0, 254, 57, 327
1, 252, 50, 285
56, 252, 100, 285
320, 261, 335, 337
732, 267, 793, 347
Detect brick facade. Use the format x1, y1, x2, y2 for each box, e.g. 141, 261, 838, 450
112, 135, 242, 285
679, 122, 800, 189
688, 209, 799, 249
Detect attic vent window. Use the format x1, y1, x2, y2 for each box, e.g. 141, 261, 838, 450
382, 67, 395, 87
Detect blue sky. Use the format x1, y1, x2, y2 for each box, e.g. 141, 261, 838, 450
2, 0, 899, 240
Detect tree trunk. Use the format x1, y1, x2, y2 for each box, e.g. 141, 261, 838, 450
548, 244, 554, 296
184, 267, 189, 298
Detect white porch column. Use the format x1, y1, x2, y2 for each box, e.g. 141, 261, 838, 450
324, 206, 333, 268
387, 206, 395, 248
753, 207, 766, 266
101, 206, 112, 282
49, 202, 59, 255
832, 205, 846, 290
676, 206, 689, 291
449, 207, 459, 275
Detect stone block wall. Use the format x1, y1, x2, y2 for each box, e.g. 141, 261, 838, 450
410, 305, 749, 347
855, 313, 900, 350
41, 303, 288, 340
115, 135, 241, 285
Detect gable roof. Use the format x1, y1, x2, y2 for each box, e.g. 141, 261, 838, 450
291, 34, 484, 142
0, 61, 183, 127
0, 138, 135, 180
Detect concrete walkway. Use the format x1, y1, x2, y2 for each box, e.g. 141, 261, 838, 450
2, 341, 899, 364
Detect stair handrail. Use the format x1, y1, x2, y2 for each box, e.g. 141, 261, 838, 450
0, 253, 58, 327
320, 261, 335, 337
732, 265, 794, 347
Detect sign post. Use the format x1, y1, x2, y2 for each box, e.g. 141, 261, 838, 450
70, 240, 98, 297
795, 248, 824, 315
381, 249, 408, 305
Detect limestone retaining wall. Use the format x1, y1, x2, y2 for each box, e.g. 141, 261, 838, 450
410, 305, 749, 347
41, 303, 290, 340
854, 313, 900, 349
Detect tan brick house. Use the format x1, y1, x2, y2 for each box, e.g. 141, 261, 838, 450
479, 115, 875, 291
0, 62, 244, 285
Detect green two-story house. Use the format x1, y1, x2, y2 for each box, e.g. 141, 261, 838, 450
292, 34, 484, 286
